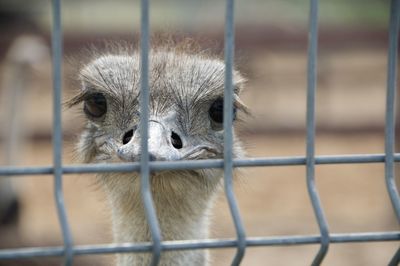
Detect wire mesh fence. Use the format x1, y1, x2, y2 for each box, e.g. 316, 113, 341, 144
0, 0, 400, 265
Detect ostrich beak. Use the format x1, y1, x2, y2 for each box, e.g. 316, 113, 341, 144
117, 120, 183, 162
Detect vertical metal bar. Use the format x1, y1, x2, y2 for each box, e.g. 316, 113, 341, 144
51, 0, 73, 265
387, 0, 400, 262
385, 0, 400, 222
389, 247, 400, 266
140, 0, 162, 265
224, 0, 246, 264
306, 0, 330, 265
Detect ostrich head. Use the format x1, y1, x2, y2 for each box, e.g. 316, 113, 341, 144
68, 45, 247, 265
69, 47, 246, 191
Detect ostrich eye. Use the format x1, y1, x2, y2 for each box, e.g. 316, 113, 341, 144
84, 93, 107, 118
208, 98, 236, 124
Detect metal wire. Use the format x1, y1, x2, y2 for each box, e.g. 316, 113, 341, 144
139, 0, 163, 264
51, 0, 74, 265
390, 248, 400, 266
0, 232, 398, 260
386, 1, 400, 265
385, 0, 400, 222
0, 0, 399, 265
224, 0, 246, 264
4, 153, 400, 176
305, 0, 330, 265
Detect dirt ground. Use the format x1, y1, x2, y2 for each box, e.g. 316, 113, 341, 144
0, 132, 398, 266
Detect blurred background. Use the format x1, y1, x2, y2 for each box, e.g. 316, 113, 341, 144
0, 0, 399, 265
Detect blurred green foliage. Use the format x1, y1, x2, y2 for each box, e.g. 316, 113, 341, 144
0, 0, 390, 34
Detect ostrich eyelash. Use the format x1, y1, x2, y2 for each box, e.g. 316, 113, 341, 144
65, 91, 90, 108
65, 88, 112, 108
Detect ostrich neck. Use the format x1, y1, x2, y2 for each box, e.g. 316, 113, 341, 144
104, 173, 219, 266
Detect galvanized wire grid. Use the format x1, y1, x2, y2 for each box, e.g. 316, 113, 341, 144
1, 0, 400, 265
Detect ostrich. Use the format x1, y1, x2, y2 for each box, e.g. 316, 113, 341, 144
68, 44, 247, 266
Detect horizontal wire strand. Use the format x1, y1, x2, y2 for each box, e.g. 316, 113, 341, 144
0, 232, 398, 260
3, 153, 400, 176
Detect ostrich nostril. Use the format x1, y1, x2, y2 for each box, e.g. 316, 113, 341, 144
148, 153, 157, 161
122, 129, 134, 144
171, 131, 183, 149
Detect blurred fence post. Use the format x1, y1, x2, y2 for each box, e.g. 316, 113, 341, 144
0, 35, 49, 225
